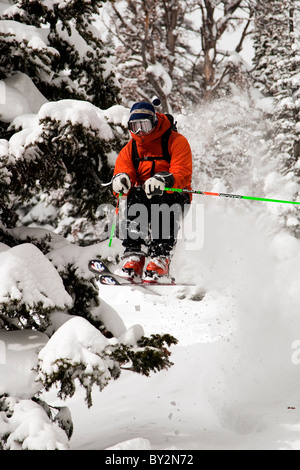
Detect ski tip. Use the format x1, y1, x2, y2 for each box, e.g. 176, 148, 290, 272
88, 259, 109, 274
99, 274, 121, 285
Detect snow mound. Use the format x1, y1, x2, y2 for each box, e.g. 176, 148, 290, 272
0, 396, 68, 450
0, 72, 48, 122
38, 100, 128, 141
0, 243, 72, 310
0, 330, 48, 398
38, 317, 115, 377
107, 437, 151, 450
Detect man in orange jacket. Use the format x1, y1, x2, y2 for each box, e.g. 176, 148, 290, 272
112, 100, 192, 282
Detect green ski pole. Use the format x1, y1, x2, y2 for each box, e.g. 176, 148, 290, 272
108, 192, 122, 247
164, 187, 300, 206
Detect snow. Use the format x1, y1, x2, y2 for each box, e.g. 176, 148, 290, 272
103, 104, 130, 128
0, 330, 48, 397
0, 20, 57, 70
2, 97, 300, 452
2, 97, 300, 449
38, 317, 116, 378
0, 243, 72, 309
0, 396, 69, 450
2, 96, 129, 163
35, 200, 300, 451
146, 63, 173, 97
0, 73, 48, 122
43, 0, 76, 10
37, 100, 129, 141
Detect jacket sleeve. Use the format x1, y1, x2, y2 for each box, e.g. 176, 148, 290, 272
168, 134, 192, 189
113, 141, 137, 186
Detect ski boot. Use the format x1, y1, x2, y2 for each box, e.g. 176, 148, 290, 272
143, 257, 171, 284
121, 253, 145, 280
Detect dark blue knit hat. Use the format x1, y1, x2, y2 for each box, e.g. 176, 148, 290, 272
128, 101, 156, 122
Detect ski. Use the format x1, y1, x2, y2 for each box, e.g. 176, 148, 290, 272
99, 273, 154, 287
142, 279, 195, 287
88, 259, 110, 275
88, 259, 195, 292
88, 259, 161, 296
99, 273, 183, 287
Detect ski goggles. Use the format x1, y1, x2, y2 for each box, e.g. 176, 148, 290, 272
128, 119, 154, 135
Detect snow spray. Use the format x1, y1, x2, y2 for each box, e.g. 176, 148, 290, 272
0, 81, 5, 104
0, 340, 6, 365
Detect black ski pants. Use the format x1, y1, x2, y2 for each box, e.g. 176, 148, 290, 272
121, 186, 190, 257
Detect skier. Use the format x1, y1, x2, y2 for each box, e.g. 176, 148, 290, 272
112, 100, 193, 282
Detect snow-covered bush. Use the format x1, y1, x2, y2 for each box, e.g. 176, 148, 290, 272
0, 225, 119, 332
0, 243, 72, 331
8, 100, 129, 230
36, 317, 178, 409
0, 139, 15, 228
0, 396, 70, 450
0, 0, 125, 240
1, 0, 120, 108
0, 19, 59, 83
0, 328, 69, 450
0, 225, 178, 448
36, 317, 120, 408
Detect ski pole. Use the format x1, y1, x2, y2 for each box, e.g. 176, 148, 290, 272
108, 192, 122, 247
164, 187, 300, 206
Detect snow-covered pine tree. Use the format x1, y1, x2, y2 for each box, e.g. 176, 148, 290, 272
2, 0, 120, 107
36, 318, 178, 409
252, 0, 300, 235
9, 101, 129, 235
0, 0, 128, 241
0, 139, 16, 228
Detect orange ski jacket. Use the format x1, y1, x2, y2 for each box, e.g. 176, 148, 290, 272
113, 113, 193, 197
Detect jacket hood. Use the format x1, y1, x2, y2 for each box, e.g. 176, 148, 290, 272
130, 113, 171, 145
